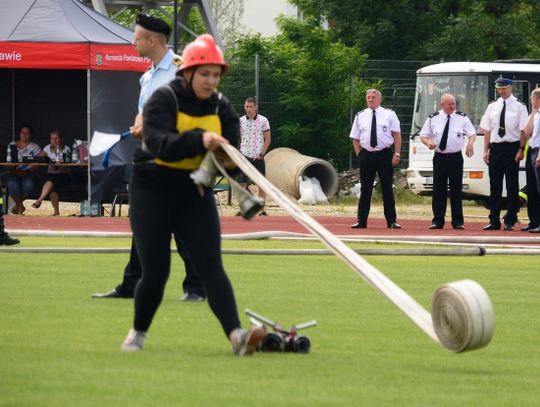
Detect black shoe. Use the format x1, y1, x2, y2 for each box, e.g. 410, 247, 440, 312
483, 223, 501, 231
503, 224, 514, 231
180, 292, 205, 302
258, 211, 268, 216
529, 226, 540, 233
429, 224, 443, 229
520, 225, 536, 232
91, 289, 125, 299
351, 222, 367, 229
453, 224, 465, 230
0, 234, 20, 245
387, 222, 402, 229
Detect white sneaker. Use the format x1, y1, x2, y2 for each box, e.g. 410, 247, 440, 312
231, 327, 265, 356
121, 328, 147, 352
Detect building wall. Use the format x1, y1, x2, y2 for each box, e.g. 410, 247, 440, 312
240, 0, 297, 37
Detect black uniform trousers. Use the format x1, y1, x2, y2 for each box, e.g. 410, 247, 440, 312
115, 235, 205, 298
129, 164, 240, 336
0, 180, 7, 235
0, 203, 7, 236
432, 152, 464, 227
488, 141, 520, 226
526, 147, 540, 228
357, 148, 397, 225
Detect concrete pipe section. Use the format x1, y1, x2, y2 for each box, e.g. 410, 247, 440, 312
265, 147, 339, 199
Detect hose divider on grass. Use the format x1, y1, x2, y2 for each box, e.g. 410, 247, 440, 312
431, 280, 495, 352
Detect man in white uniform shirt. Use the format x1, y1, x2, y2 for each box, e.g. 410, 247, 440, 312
237, 97, 271, 215
349, 89, 402, 229
522, 87, 540, 233
420, 94, 476, 229
480, 77, 528, 231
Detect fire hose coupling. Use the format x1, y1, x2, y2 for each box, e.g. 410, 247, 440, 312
245, 309, 317, 353
191, 152, 265, 220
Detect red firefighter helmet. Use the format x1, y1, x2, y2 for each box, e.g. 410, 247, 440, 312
179, 34, 228, 73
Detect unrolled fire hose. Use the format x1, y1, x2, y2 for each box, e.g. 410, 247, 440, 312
195, 146, 495, 352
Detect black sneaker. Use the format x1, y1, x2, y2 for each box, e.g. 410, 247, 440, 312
0, 234, 20, 246
180, 292, 205, 302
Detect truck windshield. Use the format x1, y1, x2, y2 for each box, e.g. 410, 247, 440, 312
411, 74, 489, 135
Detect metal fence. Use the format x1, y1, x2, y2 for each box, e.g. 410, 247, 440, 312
220, 56, 437, 170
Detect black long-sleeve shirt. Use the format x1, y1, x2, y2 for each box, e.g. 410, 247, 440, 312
134, 77, 240, 170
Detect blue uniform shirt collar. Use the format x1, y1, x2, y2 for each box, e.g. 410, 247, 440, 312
152, 49, 175, 72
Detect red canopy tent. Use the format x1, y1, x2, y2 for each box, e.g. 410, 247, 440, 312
0, 0, 151, 205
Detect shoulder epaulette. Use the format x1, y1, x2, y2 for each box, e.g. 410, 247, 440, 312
172, 56, 182, 66
488, 100, 496, 105
517, 99, 526, 106
455, 111, 467, 116
428, 111, 439, 118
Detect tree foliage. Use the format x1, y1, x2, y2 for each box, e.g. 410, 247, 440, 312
289, 0, 540, 61
207, 0, 245, 45
227, 17, 369, 168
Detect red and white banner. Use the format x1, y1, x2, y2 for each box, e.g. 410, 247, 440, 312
0, 42, 150, 72
90, 44, 150, 72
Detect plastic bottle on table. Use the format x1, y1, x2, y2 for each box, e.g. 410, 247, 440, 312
71, 140, 79, 163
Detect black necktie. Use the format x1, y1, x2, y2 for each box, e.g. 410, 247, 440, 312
439, 115, 450, 151
370, 110, 377, 148
498, 100, 506, 137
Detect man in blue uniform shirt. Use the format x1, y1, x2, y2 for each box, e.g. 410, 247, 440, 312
92, 14, 204, 301
420, 94, 476, 229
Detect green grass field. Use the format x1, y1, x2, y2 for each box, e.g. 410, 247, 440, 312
1, 237, 538, 406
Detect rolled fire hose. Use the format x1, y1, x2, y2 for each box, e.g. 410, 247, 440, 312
220, 144, 495, 353
432, 280, 495, 352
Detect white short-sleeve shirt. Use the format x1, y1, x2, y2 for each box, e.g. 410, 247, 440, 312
43, 144, 71, 174
479, 95, 528, 143
420, 110, 476, 154
530, 111, 540, 149
349, 106, 401, 151
239, 114, 271, 158
15, 141, 41, 170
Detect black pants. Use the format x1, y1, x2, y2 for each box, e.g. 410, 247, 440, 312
129, 165, 240, 336
432, 152, 464, 227
115, 235, 205, 298
357, 148, 397, 225
488, 142, 520, 225
236, 157, 265, 184
525, 148, 540, 228
0, 203, 7, 236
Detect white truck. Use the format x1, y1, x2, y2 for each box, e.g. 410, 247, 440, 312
405, 61, 540, 205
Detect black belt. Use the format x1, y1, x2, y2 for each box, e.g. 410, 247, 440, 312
364, 147, 390, 154
490, 141, 519, 146
435, 151, 461, 156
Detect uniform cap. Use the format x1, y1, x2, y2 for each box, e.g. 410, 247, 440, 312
136, 14, 171, 37
495, 77, 513, 88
